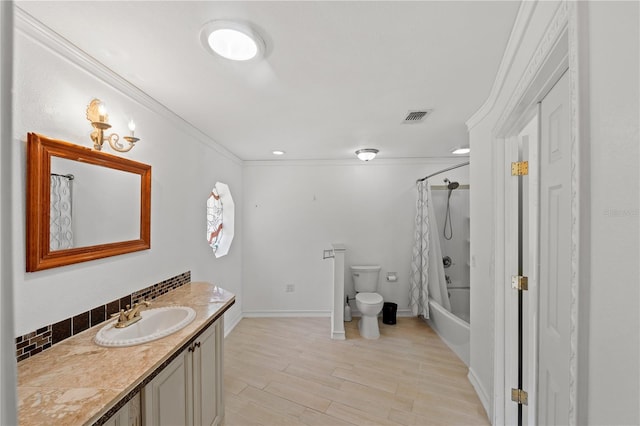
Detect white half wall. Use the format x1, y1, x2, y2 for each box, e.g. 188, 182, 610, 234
242, 159, 468, 316
12, 11, 244, 336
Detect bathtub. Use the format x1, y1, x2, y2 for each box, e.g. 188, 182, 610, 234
425, 287, 470, 366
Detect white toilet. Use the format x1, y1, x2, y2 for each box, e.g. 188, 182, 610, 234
351, 265, 384, 339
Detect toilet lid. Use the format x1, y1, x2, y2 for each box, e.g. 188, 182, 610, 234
356, 292, 383, 304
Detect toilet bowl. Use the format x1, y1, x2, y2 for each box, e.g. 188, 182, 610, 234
351, 266, 383, 339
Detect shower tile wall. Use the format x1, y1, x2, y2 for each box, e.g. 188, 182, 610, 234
431, 187, 470, 288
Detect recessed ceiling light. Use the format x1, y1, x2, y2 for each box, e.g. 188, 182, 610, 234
452, 147, 471, 155
355, 148, 379, 161
200, 20, 265, 62
272, 150, 285, 156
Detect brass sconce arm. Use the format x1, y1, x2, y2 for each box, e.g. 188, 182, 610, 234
86, 99, 140, 153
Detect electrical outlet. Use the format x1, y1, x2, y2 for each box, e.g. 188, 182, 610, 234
285, 284, 295, 293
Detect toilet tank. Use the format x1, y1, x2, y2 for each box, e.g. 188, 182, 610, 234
351, 265, 381, 292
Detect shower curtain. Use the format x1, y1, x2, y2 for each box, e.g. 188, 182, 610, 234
409, 180, 451, 318
50, 175, 73, 250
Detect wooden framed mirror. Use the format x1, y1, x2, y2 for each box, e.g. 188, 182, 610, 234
26, 133, 151, 272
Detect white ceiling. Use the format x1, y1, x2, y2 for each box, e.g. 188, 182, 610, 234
17, 1, 519, 161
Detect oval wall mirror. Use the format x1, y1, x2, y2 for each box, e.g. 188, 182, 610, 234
206, 182, 234, 258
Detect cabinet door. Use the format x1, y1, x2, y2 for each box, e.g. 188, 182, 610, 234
214, 318, 224, 424
103, 393, 140, 426
144, 350, 192, 426
193, 322, 218, 426
103, 402, 128, 426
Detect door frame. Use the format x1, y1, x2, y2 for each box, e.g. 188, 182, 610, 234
503, 111, 540, 426
491, 1, 591, 424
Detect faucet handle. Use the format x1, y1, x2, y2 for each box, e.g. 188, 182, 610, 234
111, 309, 126, 323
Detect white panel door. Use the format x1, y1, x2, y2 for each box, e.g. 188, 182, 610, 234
538, 70, 571, 425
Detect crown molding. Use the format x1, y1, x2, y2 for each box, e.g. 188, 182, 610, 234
243, 157, 466, 168
14, 6, 242, 165
466, 0, 538, 131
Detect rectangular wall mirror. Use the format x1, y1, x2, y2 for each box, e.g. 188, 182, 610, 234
26, 132, 151, 272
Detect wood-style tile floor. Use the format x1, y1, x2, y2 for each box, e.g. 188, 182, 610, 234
223, 317, 489, 426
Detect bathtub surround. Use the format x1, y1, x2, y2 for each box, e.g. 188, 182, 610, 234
426, 298, 470, 366
15, 271, 191, 362
413, 172, 471, 366
431, 185, 470, 291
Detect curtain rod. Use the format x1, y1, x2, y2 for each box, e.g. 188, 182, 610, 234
51, 173, 74, 180
416, 161, 470, 183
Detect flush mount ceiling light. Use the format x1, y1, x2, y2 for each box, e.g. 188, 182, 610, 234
200, 20, 265, 61
272, 150, 285, 156
355, 148, 379, 162
451, 147, 471, 155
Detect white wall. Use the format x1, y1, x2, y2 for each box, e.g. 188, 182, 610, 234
1, 1, 17, 424
467, 3, 565, 415
468, 1, 639, 423
468, 117, 496, 412
586, 2, 639, 423
12, 12, 244, 336
242, 159, 468, 316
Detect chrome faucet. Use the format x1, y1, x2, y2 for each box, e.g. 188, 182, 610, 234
113, 300, 151, 328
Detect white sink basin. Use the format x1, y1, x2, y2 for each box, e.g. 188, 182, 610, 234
95, 306, 196, 347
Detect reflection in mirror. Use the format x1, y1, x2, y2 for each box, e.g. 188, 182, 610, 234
27, 133, 151, 272
50, 157, 141, 249
49, 172, 74, 250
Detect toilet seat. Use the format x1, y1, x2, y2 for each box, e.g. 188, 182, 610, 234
356, 292, 383, 305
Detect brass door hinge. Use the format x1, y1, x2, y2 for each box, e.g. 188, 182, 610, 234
511, 388, 529, 405
511, 161, 529, 176
511, 275, 528, 291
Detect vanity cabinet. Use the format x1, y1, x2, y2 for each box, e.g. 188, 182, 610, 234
143, 318, 224, 426
103, 393, 141, 426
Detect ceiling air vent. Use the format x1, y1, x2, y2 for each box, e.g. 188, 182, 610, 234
402, 109, 432, 124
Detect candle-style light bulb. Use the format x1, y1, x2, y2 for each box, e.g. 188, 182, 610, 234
97, 103, 107, 122
128, 119, 136, 137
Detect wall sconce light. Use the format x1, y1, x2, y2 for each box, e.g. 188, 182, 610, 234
86, 99, 139, 152
355, 148, 379, 161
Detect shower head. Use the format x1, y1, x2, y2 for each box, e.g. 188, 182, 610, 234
444, 178, 459, 190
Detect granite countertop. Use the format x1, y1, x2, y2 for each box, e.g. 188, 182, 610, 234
17, 281, 235, 425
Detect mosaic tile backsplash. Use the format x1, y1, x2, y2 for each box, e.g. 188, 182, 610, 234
16, 271, 191, 362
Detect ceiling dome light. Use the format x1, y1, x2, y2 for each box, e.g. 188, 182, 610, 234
200, 20, 265, 62
272, 150, 285, 155
355, 148, 379, 162
451, 147, 471, 155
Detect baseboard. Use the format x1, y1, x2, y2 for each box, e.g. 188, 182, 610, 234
397, 308, 413, 317
223, 311, 243, 338
331, 331, 346, 340
242, 310, 331, 318
350, 307, 413, 318
468, 367, 492, 421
